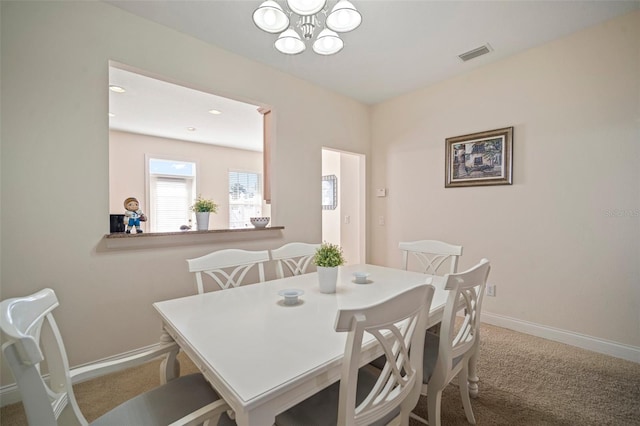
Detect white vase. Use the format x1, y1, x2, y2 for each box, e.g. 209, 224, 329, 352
318, 266, 338, 294
195, 212, 210, 231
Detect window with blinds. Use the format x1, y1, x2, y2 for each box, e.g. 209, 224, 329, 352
149, 158, 195, 232
229, 171, 262, 229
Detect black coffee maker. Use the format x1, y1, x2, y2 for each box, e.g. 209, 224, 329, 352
109, 214, 125, 233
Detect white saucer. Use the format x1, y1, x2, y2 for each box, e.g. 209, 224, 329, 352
353, 272, 371, 284
278, 289, 304, 305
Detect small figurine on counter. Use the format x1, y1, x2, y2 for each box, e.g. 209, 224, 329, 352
124, 197, 147, 234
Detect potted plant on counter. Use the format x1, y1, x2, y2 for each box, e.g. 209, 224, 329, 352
313, 242, 345, 294
191, 195, 218, 231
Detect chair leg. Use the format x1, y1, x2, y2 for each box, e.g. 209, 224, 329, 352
398, 399, 412, 426
408, 382, 429, 424
386, 413, 403, 426
396, 410, 410, 426
409, 412, 429, 424
427, 389, 442, 426
468, 339, 480, 398
458, 364, 476, 425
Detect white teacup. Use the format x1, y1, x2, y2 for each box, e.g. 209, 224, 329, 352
353, 272, 370, 284
278, 289, 304, 305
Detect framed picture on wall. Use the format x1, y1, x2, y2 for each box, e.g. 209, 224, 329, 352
322, 175, 337, 210
445, 126, 513, 188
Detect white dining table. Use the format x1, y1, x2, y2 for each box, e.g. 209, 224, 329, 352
153, 264, 479, 426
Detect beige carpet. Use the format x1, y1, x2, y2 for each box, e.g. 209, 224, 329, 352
2, 323, 639, 425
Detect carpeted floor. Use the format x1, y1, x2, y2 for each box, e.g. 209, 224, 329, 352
2, 323, 639, 425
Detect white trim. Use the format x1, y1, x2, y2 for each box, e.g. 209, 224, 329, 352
0, 343, 166, 407
0, 382, 21, 406
482, 311, 640, 363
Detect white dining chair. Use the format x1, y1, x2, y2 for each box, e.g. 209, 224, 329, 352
269, 242, 320, 279
187, 248, 270, 293
399, 240, 463, 275
275, 284, 435, 426
412, 258, 491, 426
0, 288, 230, 426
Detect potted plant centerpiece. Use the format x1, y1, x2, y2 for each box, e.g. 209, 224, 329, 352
313, 242, 345, 294
191, 195, 218, 231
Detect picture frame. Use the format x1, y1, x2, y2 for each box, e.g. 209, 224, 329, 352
445, 126, 513, 188
322, 175, 337, 210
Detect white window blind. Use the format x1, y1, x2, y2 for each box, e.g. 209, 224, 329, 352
229, 171, 262, 229
149, 158, 195, 232
151, 177, 193, 232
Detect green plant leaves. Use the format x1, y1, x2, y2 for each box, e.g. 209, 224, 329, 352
191, 194, 218, 213
313, 242, 345, 267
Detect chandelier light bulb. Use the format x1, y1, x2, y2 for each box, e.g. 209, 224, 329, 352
275, 28, 306, 54
326, 0, 362, 33
264, 10, 276, 26
286, 0, 327, 16
312, 29, 343, 55
336, 10, 350, 27
253, 0, 289, 33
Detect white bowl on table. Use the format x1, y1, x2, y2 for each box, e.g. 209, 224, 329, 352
250, 217, 270, 228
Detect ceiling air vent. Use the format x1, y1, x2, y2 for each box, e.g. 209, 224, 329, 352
458, 44, 492, 62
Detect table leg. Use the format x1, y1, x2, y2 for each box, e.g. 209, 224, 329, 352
234, 407, 275, 426
159, 330, 180, 384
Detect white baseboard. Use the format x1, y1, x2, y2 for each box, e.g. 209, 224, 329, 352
0, 384, 22, 407
481, 311, 640, 364
0, 342, 165, 408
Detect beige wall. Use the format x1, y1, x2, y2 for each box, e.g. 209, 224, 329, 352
370, 11, 640, 347
0, 0, 370, 385
109, 130, 267, 230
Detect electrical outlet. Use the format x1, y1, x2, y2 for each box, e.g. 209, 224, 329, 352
486, 284, 496, 297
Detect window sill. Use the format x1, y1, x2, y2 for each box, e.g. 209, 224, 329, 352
103, 226, 284, 250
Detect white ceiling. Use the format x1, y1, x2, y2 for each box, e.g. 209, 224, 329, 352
106, 0, 638, 149
109, 66, 264, 151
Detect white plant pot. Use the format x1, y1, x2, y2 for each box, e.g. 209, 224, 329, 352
195, 212, 210, 231
318, 266, 338, 294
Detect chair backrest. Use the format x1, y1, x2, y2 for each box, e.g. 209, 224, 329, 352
187, 248, 270, 293
335, 284, 435, 426
1, 288, 86, 426
399, 240, 463, 275
435, 259, 490, 383
269, 242, 320, 279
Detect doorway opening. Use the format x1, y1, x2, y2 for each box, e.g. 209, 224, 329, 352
321, 148, 366, 265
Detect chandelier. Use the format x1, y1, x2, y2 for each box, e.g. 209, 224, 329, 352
252, 0, 362, 55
